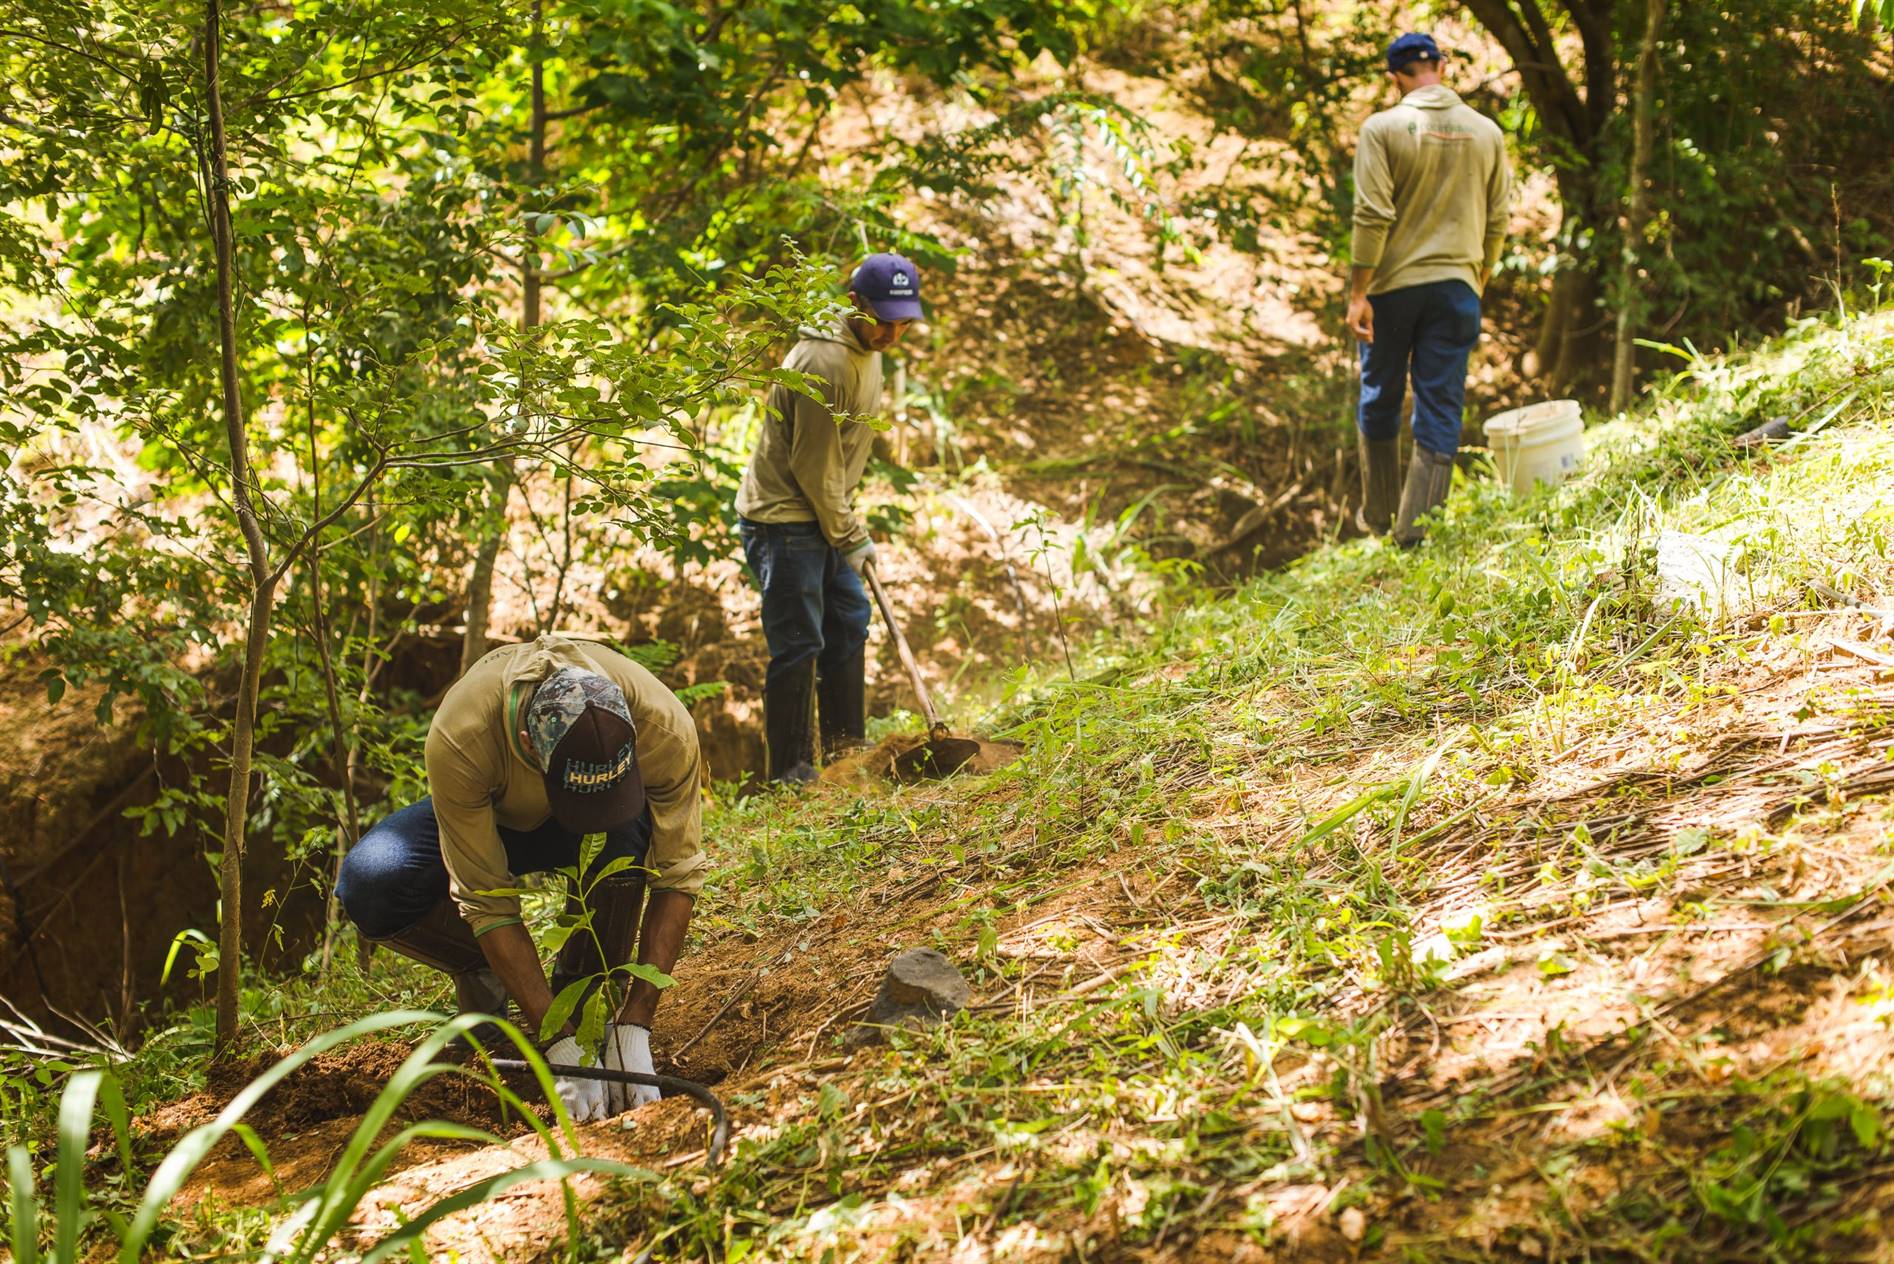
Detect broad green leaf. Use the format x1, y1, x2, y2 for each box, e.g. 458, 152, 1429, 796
56, 1070, 110, 1262
541, 977, 592, 1045
620, 962, 675, 990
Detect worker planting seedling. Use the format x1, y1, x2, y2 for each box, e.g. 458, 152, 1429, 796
336, 634, 703, 1122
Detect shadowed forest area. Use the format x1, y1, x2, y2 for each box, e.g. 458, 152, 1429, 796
3, 0, 1894, 1260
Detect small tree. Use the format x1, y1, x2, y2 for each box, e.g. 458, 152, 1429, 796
0, 0, 840, 1052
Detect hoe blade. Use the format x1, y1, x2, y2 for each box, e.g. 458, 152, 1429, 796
893, 735, 990, 781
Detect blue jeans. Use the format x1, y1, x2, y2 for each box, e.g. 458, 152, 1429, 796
739, 519, 871, 688
336, 797, 652, 939
1358, 279, 1482, 457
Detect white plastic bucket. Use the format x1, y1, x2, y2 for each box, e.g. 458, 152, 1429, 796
1485, 399, 1584, 495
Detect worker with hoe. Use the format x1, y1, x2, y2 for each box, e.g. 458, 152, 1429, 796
337, 633, 707, 1122
1348, 32, 1512, 546
736, 252, 923, 784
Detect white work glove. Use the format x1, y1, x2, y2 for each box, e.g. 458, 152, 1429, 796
602, 1023, 661, 1112
843, 538, 877, 576
544, 1035, 609, 1123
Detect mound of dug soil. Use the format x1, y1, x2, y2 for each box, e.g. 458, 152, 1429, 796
822, 731, 1023, 784
136, 1038, 542, 1151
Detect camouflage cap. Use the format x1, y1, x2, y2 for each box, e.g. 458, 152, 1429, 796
526, 668, 645, 833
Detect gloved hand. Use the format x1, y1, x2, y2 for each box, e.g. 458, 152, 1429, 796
602, 1023, 661, 1112
843, 538, 877, 577
544, 1035, 609, 1122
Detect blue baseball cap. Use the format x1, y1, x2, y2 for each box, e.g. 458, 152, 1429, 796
849, 253, 924, 323
1386, 33, 1443, 72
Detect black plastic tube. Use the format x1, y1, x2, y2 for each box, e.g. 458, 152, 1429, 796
489, 1058, 730, 1168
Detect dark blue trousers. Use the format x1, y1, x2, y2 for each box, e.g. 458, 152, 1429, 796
336, 798, 651, 939
1357, 279, 1482, 457
738, 519, 871, 688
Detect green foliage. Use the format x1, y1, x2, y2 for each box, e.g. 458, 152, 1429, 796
0, 0, 1148, 1028
539, 834, 674, 1050
1856, 0, 1894, 28
1, 1013, 644, 1262
1598, 0, 1894, 340
1140, 1, 1894, 365
6, 300, 1891, 1259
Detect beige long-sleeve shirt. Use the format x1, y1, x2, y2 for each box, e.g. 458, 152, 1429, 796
425, 634, 708, 936
1351, 84, 1512, 296
734, 319, 882, 549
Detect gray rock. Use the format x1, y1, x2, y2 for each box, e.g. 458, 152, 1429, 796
852, 948, 971, 1044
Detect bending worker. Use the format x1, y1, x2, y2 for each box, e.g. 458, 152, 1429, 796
337, 633, 706, 1122
736, 253, 922, 783
1347, 32, 1512, 546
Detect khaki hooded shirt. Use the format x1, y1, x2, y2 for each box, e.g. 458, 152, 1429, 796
425, 634, 708, 935
1351, 84, 1512, 296
734, 319, 882, 549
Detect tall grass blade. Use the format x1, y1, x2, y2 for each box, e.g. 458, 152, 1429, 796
8, 1143, 41, 1264
1298, 781, 1404, 850
227, 1123, 278, 1191
117, 1009, 443, 1264
288, 1013, 573, 1264
94, 1073, 133, 1181
1391, 732, 1459, 856
54, 1069, 108, 1262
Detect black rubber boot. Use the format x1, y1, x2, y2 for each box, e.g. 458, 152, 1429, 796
764, 660, 819, 784
1393, 446, 1456, 548
550, 875, 647, 1018
1357, 436, 1401, 536
372, 896, 511, 1052
817, 648, 867, 760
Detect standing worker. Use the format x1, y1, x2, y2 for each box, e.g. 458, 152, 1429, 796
337, 633, 707, 1122
1348, 32, 1512, 546
736, 253, 922, 784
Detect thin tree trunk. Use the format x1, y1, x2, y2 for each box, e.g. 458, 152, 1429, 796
1531, 270, 1572, 378
1611, 0, 1664, 411
1549, 266, 1601, 393
310, 561, 363, 977
461, 0, 547, 675
459, 521, 504, 675
299, 321, 364, 979
350, 519, 382, 968
1534, 167, 1610, 395
524, 0, 546, 334
205, 0, 275, 1057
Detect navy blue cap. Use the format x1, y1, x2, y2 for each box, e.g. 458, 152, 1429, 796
1386, 32, 1443, 72
849, 253, 923, 323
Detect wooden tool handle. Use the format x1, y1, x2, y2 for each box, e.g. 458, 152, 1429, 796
862, 561, 942, 731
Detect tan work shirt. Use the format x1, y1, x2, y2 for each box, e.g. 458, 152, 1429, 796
1351, 84, 1512, 296
734, 319, 882, 549
425, 634, 707, 935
